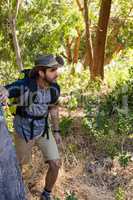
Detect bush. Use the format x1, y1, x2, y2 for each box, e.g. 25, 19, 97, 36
60, 116, 73, 137
115, 187, 125, 200
118, 152, 131, 168
83, 66, 133, 158
55, 192, 78, 200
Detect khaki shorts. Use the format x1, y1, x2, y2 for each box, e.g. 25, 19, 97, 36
14, 130, 60, 165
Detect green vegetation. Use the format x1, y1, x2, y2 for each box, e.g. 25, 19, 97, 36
115, 187, 125, 200
60, 116, 73, 137
55, 192, 78, 200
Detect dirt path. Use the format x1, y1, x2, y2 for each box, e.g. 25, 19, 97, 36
22, 107, 133, 200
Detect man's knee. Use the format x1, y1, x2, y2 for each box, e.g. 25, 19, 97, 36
48, 159, 61, 172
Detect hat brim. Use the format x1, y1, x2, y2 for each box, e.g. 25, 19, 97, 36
36, 62, 63, 68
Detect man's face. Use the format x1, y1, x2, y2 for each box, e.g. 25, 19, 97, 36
39, 66, 59, 83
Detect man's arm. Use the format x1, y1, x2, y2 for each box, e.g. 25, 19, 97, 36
49, 104, 62, 144
49, 104, 60, 130
0, 86, 9, 105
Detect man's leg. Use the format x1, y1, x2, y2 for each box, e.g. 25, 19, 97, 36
14, 133, 34, 166
14, 133, 35, 199
45, 159, 61, 191
36, 131, 61, 199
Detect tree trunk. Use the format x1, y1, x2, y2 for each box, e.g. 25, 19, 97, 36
104, 43, 124, 65
65, 37, 73, 64
73, 29, 81, 64
9, 16, 23, 71
92, 0, 112, 80
104, 20, 122, 65
76, 0, 84, 12
9, 0, 23, 71
83, 0, 93, 70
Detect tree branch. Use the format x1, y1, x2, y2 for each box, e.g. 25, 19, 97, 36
14, 0, 23, 20
83, 0, 93, 68
76, 0, 84, 12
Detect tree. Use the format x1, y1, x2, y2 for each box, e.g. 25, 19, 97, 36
83, 0, 93, 70
0, 0, 23, 72
0, 0, 132, 81
92, 0, 112, 80
9, 0, 23, 71
76, 0, 132, 80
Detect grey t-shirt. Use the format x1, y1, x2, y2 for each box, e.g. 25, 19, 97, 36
13, 87, 51, 140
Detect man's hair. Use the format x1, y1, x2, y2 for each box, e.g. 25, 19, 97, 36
29, 66, 46, 79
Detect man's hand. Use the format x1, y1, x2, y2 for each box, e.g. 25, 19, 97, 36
0, 86, 9, 105
54, 132, 62, 145
49, 104, 62, 144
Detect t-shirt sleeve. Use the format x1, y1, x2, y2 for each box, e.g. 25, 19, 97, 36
4, 78, 29, 98
50, 82, 60, 105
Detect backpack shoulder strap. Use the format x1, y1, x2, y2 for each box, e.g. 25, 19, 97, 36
50, 82, 60, 105
26, 78, 38, 105
19, 69, 31, 79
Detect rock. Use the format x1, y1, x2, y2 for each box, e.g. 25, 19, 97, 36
103, 158, 113, 171
87, 162, 97, 174
0, 107, 26, 200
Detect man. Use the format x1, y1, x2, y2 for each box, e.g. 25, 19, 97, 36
0, 54, 64, 200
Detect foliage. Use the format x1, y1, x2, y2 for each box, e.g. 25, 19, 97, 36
55, 192, 78, 200
65, 192, 78, 200
118, 152, 131, 168
83, 55, 133, 158
60, 116, 73, 137
115, 187, 125, 200
59, 69, 90, 96
104, 48, 133, 88
67, 96, 78, 111
0, 0, 132, 74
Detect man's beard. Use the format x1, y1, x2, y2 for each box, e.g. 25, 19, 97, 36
44, 76, 57, 84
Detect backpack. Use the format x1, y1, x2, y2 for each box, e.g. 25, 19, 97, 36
9, 69, 31, 115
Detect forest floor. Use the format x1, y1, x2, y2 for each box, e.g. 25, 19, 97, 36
23, 107, 133, 200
